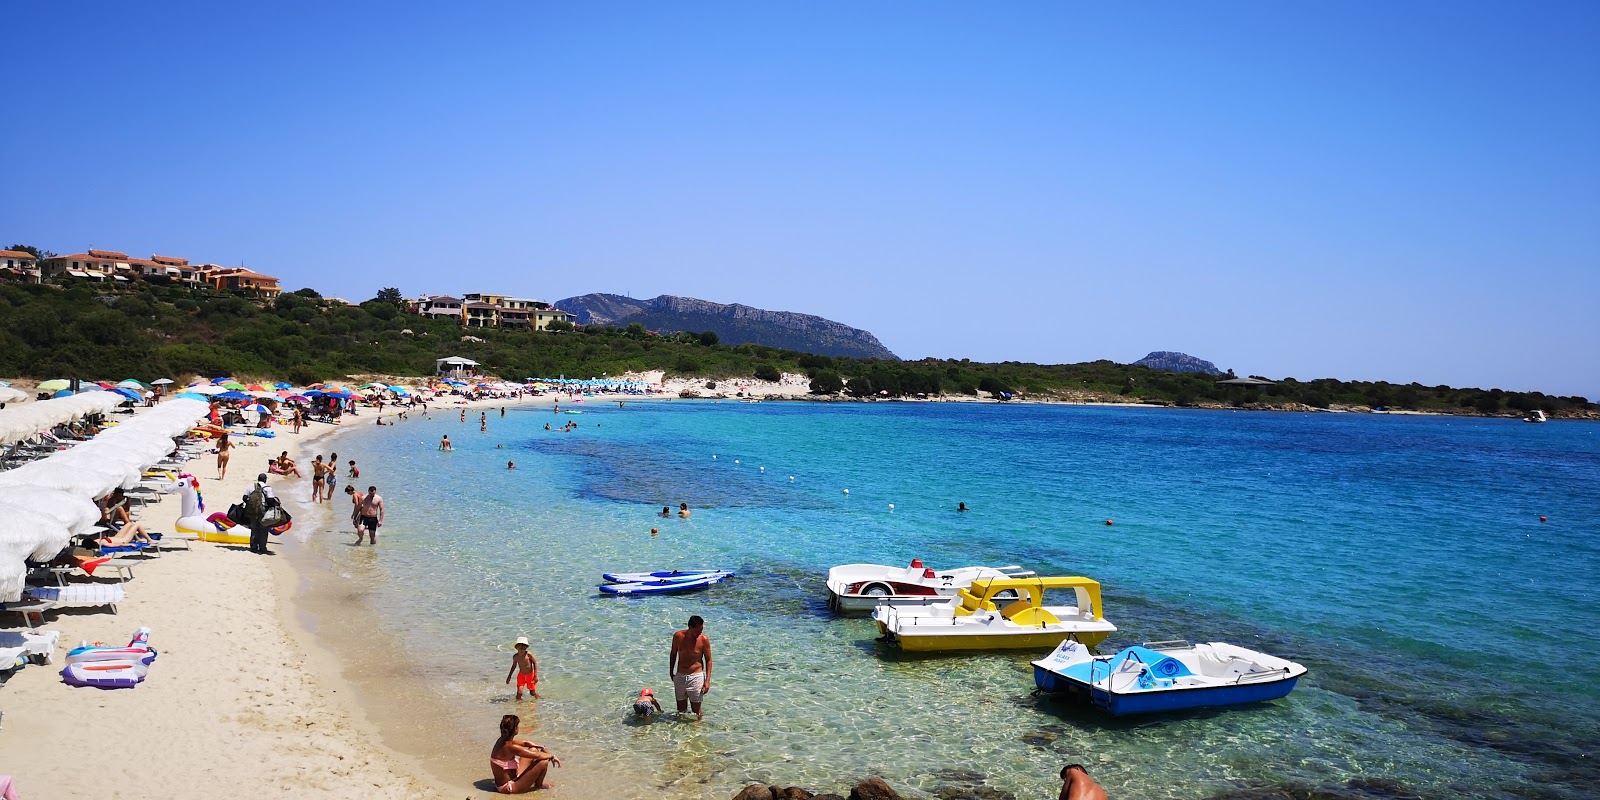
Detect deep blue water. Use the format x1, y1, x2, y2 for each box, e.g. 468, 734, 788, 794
314, 401, 1600, 799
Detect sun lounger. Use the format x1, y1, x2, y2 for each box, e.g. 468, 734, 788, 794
1, 600, 58, 628
0, 630, 60, 665
27, 585, 124, 614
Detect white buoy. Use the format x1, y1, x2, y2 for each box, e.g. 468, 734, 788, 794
789, 476, 795, 481
712, 455, 717, 459
759, 466, 765, 472
889, 504, 895, 510
843, 489, 849, 495
735, 459, 741, 464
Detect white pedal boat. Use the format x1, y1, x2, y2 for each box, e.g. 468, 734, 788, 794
872, 576, 1116, 652
1032, 639, 1307, 716
826, 558, 1035, 612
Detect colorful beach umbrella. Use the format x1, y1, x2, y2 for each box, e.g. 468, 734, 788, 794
242, 403, 271, 413
118, 379, 151, 389
212, 377, 231, 384
112, 387, 143, 401
285, 395, 311, 403
246, 384, 266, 391
217, 391, 251, 400
36, 380, 71, 392
151, 378, 174, 385
174, 392, 207, 401
52, 389, 74, 398
273, 382, 292, 389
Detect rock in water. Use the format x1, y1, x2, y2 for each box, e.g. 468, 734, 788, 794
777, 788, 816, 800
733, 786, 775, 800
849, 777, 902, 800
1132, 351, 1224, 375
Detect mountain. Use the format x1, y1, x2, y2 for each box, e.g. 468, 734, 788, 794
1133, 351, 1224, 375
552, 293, 898, 360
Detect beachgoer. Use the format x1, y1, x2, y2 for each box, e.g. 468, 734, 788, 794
660, 506, 671, 518
348, 460, 359, 480
216, 432, 232, 480
507, 461, 516, 470
506, 636, 539, 699
678, 503, 691, 519
344, 484, 365, 543
501, 406, 506, 417
247, 473, 277, 554
544, 423, 551, 431
325, 452, 338, 500
632, 687, 662, 719
481, 420, 487, 432
668, 615, 712, 720
100, 488, 132, 526
311, 455, 327, 503
489, 714, 559, 794
440, 435, 452, 451
958, 502, 968, 512
376, 418, 386, 426
460, 410, 466, 423
357, 486, 384, 544
277, 451, 302, 478
100, 519, 155, 547
1059, 764, 1108, 800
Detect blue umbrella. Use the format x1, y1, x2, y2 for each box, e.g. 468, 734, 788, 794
175, 392, 208, 401
212, 376, 231, 385
53, 389, 74, 398
217, 390, 251, 400
325, 390, 352, 399
303, 390, 326, 398
112, 387, 143, 401
242, 403, 271, 413
274, 382, 292, 389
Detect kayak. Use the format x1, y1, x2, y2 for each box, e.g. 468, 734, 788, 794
601, 576, 732, 595
602, 569, 732, 584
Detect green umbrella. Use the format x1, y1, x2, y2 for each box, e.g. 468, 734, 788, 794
37, 379, 70, 392
118, 379, 152, 389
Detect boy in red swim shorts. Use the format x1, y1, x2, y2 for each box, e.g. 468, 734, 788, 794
506, 637, 540, 700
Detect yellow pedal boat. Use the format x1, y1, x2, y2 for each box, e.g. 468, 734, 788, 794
872, 575, 1116, 652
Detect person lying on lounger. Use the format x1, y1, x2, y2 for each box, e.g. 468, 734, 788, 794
101, 520, 155, 547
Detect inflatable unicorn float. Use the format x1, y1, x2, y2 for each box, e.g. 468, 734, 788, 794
171, 472, 290, 545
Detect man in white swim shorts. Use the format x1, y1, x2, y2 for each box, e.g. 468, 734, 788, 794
668, 615, 712, 720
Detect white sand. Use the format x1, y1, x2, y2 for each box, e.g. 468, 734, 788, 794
0, 394, 550, 798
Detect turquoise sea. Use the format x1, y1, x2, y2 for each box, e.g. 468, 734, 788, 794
308, 401, 1599, 799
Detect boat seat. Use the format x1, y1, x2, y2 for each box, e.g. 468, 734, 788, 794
1002, 603, 1060, 627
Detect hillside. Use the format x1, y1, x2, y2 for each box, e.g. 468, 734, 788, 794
0, 280, 1593, 417
555, 293, 897, 360
1133, 351, 1224, 375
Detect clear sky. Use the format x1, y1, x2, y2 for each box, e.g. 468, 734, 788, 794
4, 2, 1597, 399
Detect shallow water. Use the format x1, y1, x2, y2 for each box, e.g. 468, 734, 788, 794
305, 401, 1599, 799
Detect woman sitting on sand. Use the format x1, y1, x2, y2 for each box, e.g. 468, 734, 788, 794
489, 714, 559, 793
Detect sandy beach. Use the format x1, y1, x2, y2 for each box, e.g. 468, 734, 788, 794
1, 393, 554, 799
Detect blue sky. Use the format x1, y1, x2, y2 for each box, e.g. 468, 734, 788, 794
4, 2, 1597, 398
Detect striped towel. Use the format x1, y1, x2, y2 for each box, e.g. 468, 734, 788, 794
29, 585, 125, 605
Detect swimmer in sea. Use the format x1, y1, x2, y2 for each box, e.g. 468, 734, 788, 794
1059, 764, 1108, 800
660, 506, 671, 517
678, 503, 691, 519
958, 502, 968, 512
508, 461, 516, 470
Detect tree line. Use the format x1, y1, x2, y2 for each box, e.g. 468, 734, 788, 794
0, 278, 1591, 416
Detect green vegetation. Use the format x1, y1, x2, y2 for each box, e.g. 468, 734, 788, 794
0, 279, 1592, 416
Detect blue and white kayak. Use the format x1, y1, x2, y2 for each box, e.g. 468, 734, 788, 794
1032, 639, 1307, 716
599, 573, 732, 595
602, 569, 732, 584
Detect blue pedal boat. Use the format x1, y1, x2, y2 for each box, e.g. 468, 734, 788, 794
1032, 639, 1307, 716
598, 571, 733, 595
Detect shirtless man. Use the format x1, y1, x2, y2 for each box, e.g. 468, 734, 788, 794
356, 486, 384, 544
668, 615, 712, 720
1059, 764, 1108, 800
677, 503, 691, 519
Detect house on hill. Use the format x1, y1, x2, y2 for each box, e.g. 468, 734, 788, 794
0, 249, 40, 282
42, 249, 133, 282
204, 267, 282, 299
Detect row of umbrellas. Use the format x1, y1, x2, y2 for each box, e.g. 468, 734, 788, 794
0, 392, 127, 446
0, 398, 211, 601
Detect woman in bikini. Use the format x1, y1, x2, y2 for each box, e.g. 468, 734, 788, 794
489, 714, 559, 793
216, 432, 232, 480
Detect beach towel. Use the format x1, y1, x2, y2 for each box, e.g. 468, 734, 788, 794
29, 585, 125, 605
0, 629, 60, 662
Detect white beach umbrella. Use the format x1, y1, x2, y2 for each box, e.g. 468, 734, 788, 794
0, 506, 72, 602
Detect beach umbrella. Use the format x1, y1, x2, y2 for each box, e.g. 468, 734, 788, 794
174, 392, 207, 401
242, 403, 271, 414
152, 378, 174, 385
118, 379, 151, 389
212, 377, 231, 384
217, 391, 251, 400
390, 387, 410, 396
246, 384, 266, 391
360, 382, 387, 389
275, 390, 291, 398
250, 390, 278, 399
348, 392, 366, 400
285, 395, 311, 403
222, 382, 246, 391
273, 382, 292, 389
307, 383, 326, 389
52, 389, 74, 398
326, 391, 352, 399
37, 379, 71, 392
303, 390, 325, 398
112, 387, 143, 401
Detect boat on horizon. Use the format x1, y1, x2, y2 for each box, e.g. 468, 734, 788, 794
872, 575, 1115, 652
1031, 639, 1307, 716
826, 559, 1037, 612
1525, 409, 1548, 423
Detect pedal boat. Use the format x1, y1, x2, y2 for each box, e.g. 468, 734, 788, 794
827, 559, 1035, 612
1031, 639, 1307, 716
871, 576, 1116, 652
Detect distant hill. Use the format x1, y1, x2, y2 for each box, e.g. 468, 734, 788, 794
1133, 351, 1224, 375
553, 293, 898, 360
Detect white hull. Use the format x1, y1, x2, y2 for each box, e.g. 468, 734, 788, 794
825, 560, 1033, 612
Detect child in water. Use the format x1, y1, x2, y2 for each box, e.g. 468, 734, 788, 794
632, 687, 662, 719
506, 637, 539, 700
